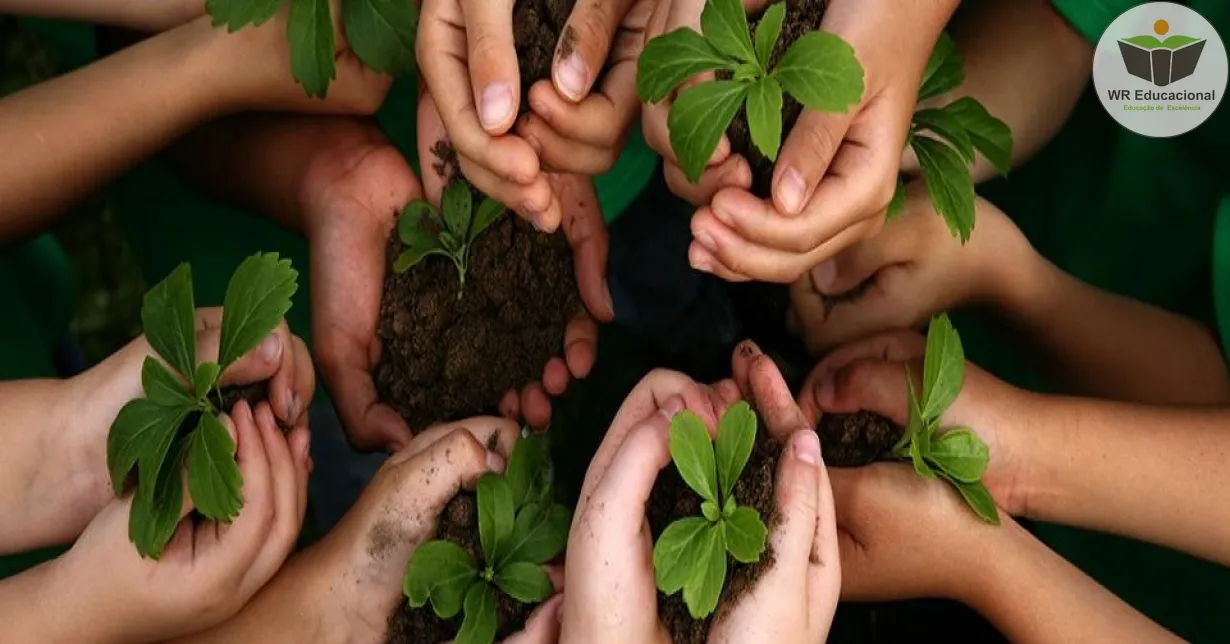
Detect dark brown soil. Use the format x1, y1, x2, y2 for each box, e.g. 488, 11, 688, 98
387, 494, 536, 643
374, 150, 581, 430
513, 0, 576, 114
727, 0, 828, 196
647, 417, 782, 643
817, 411, 901, 467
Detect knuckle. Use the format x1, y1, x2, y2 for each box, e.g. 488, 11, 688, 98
467, 29, 508, 66
794, 125, 839, 170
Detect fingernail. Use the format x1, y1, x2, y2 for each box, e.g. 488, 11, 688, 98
737, 340, 763, 359
659, 395, 685, 418
777, 167, 807, 215
712, 203, 733, 226
694, 230, 717, 253
555, 53, 589, 101
814, 259, 837, 292
816, 376, 835, 407
691, 249, 715, 273
259, 334, 282, 363
793, 430, 822, 465
289, 392, 301, 422
480, 83, 514, 130
603, 280, 615, 317
487, 451, 507, 473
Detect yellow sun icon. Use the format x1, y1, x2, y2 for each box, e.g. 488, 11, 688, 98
1155, 19, 1170, 35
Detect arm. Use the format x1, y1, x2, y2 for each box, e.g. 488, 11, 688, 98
0, 0, 203, 30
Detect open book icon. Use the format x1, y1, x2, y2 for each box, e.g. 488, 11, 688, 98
1119, 35, 1207, 86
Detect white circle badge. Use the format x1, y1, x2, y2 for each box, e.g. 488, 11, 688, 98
1093, 1, 1227, 138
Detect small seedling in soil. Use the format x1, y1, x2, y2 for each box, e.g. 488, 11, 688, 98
394, 179, 507, 296
653, 401, 768, 619
106, 253, 298, 559
206, 0, 418, 98
402, 435, 570, 644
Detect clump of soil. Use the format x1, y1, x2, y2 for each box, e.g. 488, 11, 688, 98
647, 417, 782, 643
726, 0, 828, 196
375, 151, 581, 430
817, 410, 901, 467
387, 494, 536, 643
513, 0, 576, 112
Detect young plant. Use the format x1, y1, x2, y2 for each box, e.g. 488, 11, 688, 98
404, 435, 570, 644
206, 0, 418, 98
888, 33, 1015, 243
652, 401, 767, 619
636, 0, 865, 182
106, 253, 298, 559
890, 313, 999, 524
394, 179, 506, 295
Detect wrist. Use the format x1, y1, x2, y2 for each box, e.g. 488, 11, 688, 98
956, 518, 1034, 620
985, 228, 1051, 321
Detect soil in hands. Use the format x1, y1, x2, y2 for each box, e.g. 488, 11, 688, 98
513, 0, 576, 115
387, 494, 535, 644
375, 145, 581, 430
647, 418, 782, 644
726, 0, 828, 196
817, 410, 901, 467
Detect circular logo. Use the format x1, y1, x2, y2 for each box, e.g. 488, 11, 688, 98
1093, 1, 1227, 138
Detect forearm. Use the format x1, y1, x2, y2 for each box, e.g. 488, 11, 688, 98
0, 558, 102, 643
969, 521, 1177, 643
998, 249, 1230, 404
1011, 394, 1230, 566
0, 0, 204, 33
0, 379, 77, 553
0, 16, 233, 243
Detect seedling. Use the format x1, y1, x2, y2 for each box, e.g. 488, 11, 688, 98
106, 253, 298, 559
888, 33, 1014, 243
206, 0, 418, 98
393, 179, 507, 295
890, 313, 999, 524
404, 436, 570, 644
636, 0, 865, 183
652, 402, 767, 619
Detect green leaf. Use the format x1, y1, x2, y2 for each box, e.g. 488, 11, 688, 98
682, 524, 727, 619
714, 401, 756, 502
920, 313, 965, 421
722, 496, 736, 518
193, 362, 221, 399
187, 413, 244, 521
701, 0, 756, 64
455, 582, 498, 644
919, 32, 964, 102
772, 31, 863, 113
142, 263, 196, 382
218, 253, 298, 372
206, 0, 282, 31
669, 80, 749, 184
911, 135, 975, 243
107, 399, 190, 495
702, 500, 721, 522
142, 357, 193, 408
442, 180, 473, 238
668, 410, 720, 503
470, 199, 506, 245
494, 561, 554, 603
746, 77, 784, 161
404, 540, 477, 618
502, 503, 570, 565
909, 433, 936, 479
733, 61, 760, 83
393, 246, 449, 274
943, 97, 1013, 176
894, 364, 925, 455
653, 517, 710, 593
129, 437, 189, 559
398, 201, 439, 249
636, 28, 733, 103
342, 0, 418, 76
912, 108, 974, 163
885, 177, 907, 221
941, 474, 1000, 525
928, 428, 989, 483
439, 230, 461, 253
477, 473, 514, 564
723, 505, 767, 563
288, 0, 337, 99
505, 435, 551, 509
753, 2, 786, 69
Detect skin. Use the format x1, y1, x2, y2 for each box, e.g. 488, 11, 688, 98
175, 419, 560, 644
643, 0, 959, 284
0, 308, 314, 555
563, 342, 840, 643
801, 329, 1230, 570
0, 0, 205, 30
0, 400, 311, 644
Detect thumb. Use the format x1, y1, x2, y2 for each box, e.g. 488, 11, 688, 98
461, 0, 520, 134
815, 359, 913, 425
772, 109, 855, 216
554, 174, 613, 321
398, 428, 496, 533
553, 0, 637, 102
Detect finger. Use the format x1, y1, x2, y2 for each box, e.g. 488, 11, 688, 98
585, 414, 672, 534
459, 153, 561, 232
316, 330, 411, 452
563, 313, 599, 377
528, 71, 636, 150
499, 390, 521, 421
772, 109, 855, 216
244, 404, 305, 589
811, 330, 927, 384
289, 336, 315, 427
519, 114, 621, 175
263, 321, 298, 424
822, 359, 914, 423
553, 0, 636, 101
505, 594, 564, 644
711, 379, 744, 417
287, 424, 311, 524
401, 417, 520, 464
664, 154, 751, 206
771, 431, 825, 584
207, 401, 271, 569
688, 239, 754, 283
542, 358, 571, 396
551, 174, 614, 321
521, 383, 552, 430
738, 345, 810, 442
200, 319, 283, 390
418, 86, 452, 205
460, 0, 520, 133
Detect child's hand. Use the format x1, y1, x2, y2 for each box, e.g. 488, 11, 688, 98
53, 401, 309, 644
788, 185, 1041, 355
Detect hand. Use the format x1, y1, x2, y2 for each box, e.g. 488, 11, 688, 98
665, 0, 958, 283
52, 400, 310, 644
796, 329, 1030, 515
788, 187, 1039, 355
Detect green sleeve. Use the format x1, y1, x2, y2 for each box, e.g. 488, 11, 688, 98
1215, 195, 1230, 365
1049, 0, 1147, 43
